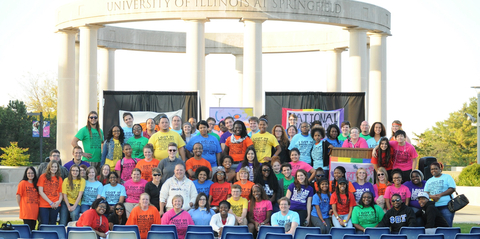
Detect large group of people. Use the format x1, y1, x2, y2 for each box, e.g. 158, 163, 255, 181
15, 112, 457, 239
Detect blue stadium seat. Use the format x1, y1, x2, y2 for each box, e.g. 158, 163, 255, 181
0, 230, 21, 239
39, 224, 67, 239
365, 227, 390, 239
67, 226, 93, 238
257, 225, 286, 239
32, 230, 60, 239
434, 227, 460, 239
455, 233, 480, 239
67, 230, 97, 239
417, 234, 444, 239
294, 226, 321, 239
329, 227, 356, 239
11, 224, 31, 238
220, 226, 249, 239
225, 232, 254, 239
343, 234, 370, 239
305, 234, 332, 239
147, 231, 177, 239
266, 232, 293, 239
398, 227, 425, 239
113, 225, 140, 239
185, 232, 215, 239
379, 235, 407, 239
471, 228, 480, 234
151, 224, 178, 239
187, 225, 214, 233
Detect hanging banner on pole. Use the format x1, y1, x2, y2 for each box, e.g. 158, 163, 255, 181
282, 108, 344, 131
33, 121, 50, 138
209, 107, 254, 133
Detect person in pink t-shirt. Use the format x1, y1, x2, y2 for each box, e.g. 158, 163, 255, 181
389, 130, 418, 182
161, 195, 195, 239
248, 184, 273, 236
342, 127, 368, 149
123, 168, 148, 217
289, 148, 315, 182
384, 170, 411, 210
115, 144, 138, 183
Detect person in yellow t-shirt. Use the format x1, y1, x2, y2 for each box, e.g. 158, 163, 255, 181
60, 164, 86, 225
251, 116, 280, 163
227, 184, 248, 225
148, 115, 186, 161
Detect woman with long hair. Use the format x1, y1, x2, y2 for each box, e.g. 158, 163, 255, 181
236, 146, 260, 181
352, 168, 375, 204
16, 166, 39, 230
81, 166, 103, 213
289, 148, 315, 182
373, 167, 389, 212
272, 124, 290, 163
254, 164, 280, 207
181, 122, 193, 144
329, 166, 356, 196
60, 164, 86, 225
38, 160, 63, 225
108, 202, 127, 230
366, 122, 386, 148
127, 193, 161, 239
372, 137, 394, 181
247, 184, 272, 236
310, 127, 332, 170
189, 192, 216, 225
351, 191, 384, 233
101, 124, 125, 171
97, 164, 111, 185
311, 177, 331, 234
285, 169, 314, 226
330, 177, 355, 228
209, 169, 231, 210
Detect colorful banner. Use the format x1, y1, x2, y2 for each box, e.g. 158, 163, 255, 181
32, 121, 50, 137
282, 108, 344, 131
119, 109, 183, 131
329, 156, 374, 184
209, 107, 254, 133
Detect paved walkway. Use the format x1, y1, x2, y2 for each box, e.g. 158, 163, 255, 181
0, 200, 479, 224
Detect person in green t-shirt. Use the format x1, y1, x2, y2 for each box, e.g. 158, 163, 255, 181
127, 124, 149, 159
72, 111, 104, 172
351, 191, 384, 233
279, 163, 295, 197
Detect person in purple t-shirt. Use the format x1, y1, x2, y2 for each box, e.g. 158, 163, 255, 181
403, 169, 426, 226
220, 116, 235, 151
285, 169, 314, 226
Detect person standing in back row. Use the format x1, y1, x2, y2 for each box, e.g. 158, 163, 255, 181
72, 111, 104, 173
148, 115, 186, 161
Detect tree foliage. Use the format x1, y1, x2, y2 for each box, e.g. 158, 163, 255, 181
19, 72, 58, 118
456, 163, 480, 186
0, 142, 30, 166
413, 97, 477, 166
0, 100, 57, 164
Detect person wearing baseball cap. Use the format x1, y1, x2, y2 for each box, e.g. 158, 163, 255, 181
415, 192, 449, 229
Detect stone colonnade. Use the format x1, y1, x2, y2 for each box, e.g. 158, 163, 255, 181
56, 22, 388, 158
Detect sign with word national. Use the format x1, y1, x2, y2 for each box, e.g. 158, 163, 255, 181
282, 108, 344, 131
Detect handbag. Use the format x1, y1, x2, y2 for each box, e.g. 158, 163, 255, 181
447, 190, 469, 212
1, 221, 14, 230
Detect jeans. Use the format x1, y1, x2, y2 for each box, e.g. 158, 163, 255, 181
438, 205, 455, 227
60, 201, 81, 226
411, 207, 424, 226
331, 214, 353, 228
39, 207, 60, 225
310, 216, 331, 234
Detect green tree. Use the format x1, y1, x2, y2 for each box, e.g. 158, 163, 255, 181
413, 97, 477, 166
0, 142, 30, 166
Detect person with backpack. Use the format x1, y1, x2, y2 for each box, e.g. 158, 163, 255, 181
114, 144, 138, 183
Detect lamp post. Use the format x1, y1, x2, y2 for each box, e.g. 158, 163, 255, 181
27, 112, 43, 163
472, 86, 480, 164
212, 93, 226, 107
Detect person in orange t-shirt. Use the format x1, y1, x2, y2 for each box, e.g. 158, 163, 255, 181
77, 198, 110, 238
329, 166, 356, 194
225, 121, 253, 166
126, 193, 161, 239
135, 144, 160, 181
186, 143, 212, 179
16, 166, 40, 230
234, 167, 255, 199
37, 160, 63, 225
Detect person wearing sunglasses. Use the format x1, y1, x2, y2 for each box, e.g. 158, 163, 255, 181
377, 193, 416, 233
157, 142, 185, 184
108, 202, 127, 230
72, 111, 104, 173
145, 168, 163, 210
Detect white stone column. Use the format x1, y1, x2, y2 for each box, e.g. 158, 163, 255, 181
184, 18, 207, 118
368, 33, 388, 124
78, 25, 102, 128
347, 28, 368, 92
99, 47, 115, 130
57, 29, 77, 159
234, 54, 244, 106
242, 18, 265, 117
74, 42, 80, 132
326, 48, 344, 92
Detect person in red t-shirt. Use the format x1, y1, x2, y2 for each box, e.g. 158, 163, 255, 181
372, 137, 394, 181
330, 177, 356, 228
77, 198, 110, 237
209, 168, 231, 210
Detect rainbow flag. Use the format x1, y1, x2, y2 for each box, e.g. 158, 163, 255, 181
330, 156, 371, 164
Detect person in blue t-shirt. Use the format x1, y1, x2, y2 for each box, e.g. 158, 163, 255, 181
288, 122, 315, 164
311, 177, 331, 233
193, 167, 214, 197
271, 197, 300, 234
186, 121, 222, 169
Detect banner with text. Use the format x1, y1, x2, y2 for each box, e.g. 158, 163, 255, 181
119, 109, 183, 131
282, 108, 344, 131
209, 107, 254, 133
33, 121, 50, 138
329, 156, 374, 183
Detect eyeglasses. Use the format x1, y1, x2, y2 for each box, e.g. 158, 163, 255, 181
393, 177, 402, 180
112, 130, 120, 133
153, 174, 162, 177
89, 116, 98, 119
391, 198, 402, 203
377, 173, 385, 176
316, 174, 325, 177
199, 198, 207, 201
169, 149, 177, 152
115, 207, 125, 210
